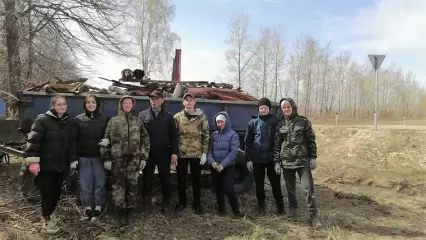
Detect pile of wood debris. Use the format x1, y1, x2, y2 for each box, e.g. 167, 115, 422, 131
24, 77, 258, 101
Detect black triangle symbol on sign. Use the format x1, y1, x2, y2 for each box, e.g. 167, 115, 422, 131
368, 54, 386, 71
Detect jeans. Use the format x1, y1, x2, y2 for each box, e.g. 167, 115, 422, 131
282, 167, 317, 214
79, 157, 106, 207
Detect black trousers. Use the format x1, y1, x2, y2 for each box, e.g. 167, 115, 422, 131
143, 154, 171, 203
211, 165, 239, 211
253, 161, 283, 203
282, 167, 317, 214
176, 158, 201, 206
37, 171, 65, 218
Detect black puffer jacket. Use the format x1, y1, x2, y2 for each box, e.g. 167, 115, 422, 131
74, 96, 110, 158
25, 110, 76, 172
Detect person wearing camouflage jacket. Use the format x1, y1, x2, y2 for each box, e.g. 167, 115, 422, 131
173, 93, 210, 214
101, 95, 150, 229
273, 98, 322, 228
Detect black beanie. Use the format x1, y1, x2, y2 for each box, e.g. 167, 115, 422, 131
258, 97, 272, 108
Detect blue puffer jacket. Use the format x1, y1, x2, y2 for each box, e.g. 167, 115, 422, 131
207, 111, 240, 167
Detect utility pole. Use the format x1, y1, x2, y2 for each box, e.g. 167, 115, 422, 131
368, 54, 386, 131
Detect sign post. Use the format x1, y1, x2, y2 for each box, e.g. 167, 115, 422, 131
368, 54, 386, 131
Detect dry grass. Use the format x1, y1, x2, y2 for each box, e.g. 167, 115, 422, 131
1, 123, 426, 239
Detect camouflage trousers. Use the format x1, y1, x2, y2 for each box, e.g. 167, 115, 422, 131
111, 156, 140, 209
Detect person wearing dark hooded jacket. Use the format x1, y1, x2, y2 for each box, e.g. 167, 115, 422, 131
25, 95, 77, 234
273, 97, 322, 228
74, 95, 110, 221
207, 111, 243, 217
244, 97, 284, 215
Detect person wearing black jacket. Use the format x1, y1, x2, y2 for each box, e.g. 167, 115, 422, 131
74, 95, 110, 221
25, 95, 77, 234
138, 90, 178, 214
244, 97, 284, 215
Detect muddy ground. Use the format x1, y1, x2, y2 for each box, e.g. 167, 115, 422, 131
1, 125, 426, 240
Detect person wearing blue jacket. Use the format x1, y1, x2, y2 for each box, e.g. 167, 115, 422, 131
207, 111, 243, 217
244, 97, 284, 215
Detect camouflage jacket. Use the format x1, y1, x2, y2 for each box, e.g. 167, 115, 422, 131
102, 96, 150, 161
273, 115, 317, 169
174, 109, 209, 158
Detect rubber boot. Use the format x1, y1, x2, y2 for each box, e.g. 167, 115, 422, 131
144, 196, 153, 215
126, 208, 133, 222
217, 201, 226, 215
118, 208, 128, 230
287, 208, 297, 218
276, 199, 286, 215
161, 196, 171, 214
309, 212, 322, 228
257, 199, 266, 216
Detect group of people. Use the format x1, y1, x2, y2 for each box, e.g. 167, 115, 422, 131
24, 90, 321, 234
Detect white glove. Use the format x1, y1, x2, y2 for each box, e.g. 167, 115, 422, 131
200, 153, 207, 165
310, 158, 317, 170
104, 161, 112, 171
70, 161, 78, 170
216, 164, 224, 172
140, 160, 147, 171
274, 162, 281, 175
246, 161, 253, 172
211, 162, 219, 169
98, 138, 110, 147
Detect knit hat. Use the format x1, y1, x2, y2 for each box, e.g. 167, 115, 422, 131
258, 97, 271, 108
280, 99, 290, 108
215, 114, 227, 122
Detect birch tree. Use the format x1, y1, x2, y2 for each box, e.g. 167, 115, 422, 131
224, 11, 256, 88
130, 0, 180, 79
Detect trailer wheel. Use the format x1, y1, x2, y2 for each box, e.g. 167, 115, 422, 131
20, 166, 41, 205
233, 151, 253, 194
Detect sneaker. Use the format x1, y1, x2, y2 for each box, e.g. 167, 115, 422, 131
84, 209, 93, 221
43, 219, 60, 234
91, 209, 101, 221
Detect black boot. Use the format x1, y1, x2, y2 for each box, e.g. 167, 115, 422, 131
276, 200, 286, 215
144, 196, 153, 215
257, 200, 266, 216
232, 208, 245, 218
126, 208, 133, 222
193, 204, 205, 215
118, 208, 128, 229
174, 202, 186, 212
161, 196, 171, 214
217, 202, 226, 215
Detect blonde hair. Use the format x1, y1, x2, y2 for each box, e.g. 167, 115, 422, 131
49, 95, 66, 109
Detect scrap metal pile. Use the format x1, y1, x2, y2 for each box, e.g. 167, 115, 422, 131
24, 69, 258, 101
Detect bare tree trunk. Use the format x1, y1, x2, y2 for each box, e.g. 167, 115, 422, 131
4, 0, 22, 95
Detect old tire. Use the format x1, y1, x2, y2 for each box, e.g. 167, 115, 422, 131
20, 166, 41, 205
233, 151, 253, 194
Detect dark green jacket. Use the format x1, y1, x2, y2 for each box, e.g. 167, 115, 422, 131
273, 115, 317, 169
